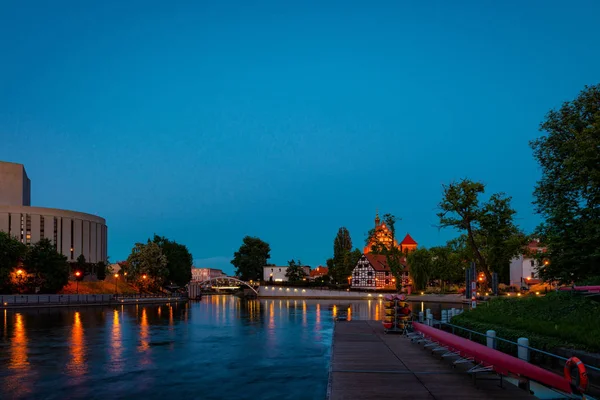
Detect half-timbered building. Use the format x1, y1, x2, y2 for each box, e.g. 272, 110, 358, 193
350, 253, 410, 290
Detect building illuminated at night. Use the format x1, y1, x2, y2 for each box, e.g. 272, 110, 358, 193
0, 161, 107, 264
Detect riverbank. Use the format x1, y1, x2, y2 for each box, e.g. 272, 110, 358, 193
451, 291, 600, 353
328, 320, 532, 399
0, 293, 187, 309
259, 286, 465, 303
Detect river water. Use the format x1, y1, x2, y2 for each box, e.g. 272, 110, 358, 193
0, 296, 461, 400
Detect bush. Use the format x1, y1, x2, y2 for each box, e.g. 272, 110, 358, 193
451, 292, 600, 352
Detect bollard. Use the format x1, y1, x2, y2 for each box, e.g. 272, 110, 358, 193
518, 338, 530, 361
486, 330, 496, 349
418, 311, 424, 322
441, 310, 448, 324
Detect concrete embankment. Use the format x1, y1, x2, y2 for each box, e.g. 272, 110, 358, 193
258, 286, 465, 303
0, 294, 187, 309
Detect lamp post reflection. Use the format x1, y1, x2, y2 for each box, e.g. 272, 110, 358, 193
67, 311, 87, 380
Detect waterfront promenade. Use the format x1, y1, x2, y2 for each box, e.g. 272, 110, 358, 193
328, 320, 533, 400
0, 293, 187, 308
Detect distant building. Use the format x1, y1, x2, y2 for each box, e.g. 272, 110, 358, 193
191, 267, 227, 282
350, 253, 410, 290
510, 240, 546, 288
363, 212, 418, 254
309, 265, 329, 281
263, 265, 310, 282
0, 161, 107, 264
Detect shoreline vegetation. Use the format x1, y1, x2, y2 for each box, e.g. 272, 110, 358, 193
451, 292, 600, 353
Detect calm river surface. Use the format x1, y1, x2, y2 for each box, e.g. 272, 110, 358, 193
0, 296, 460, 400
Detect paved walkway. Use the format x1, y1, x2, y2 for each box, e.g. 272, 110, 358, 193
328, 320, 535, 400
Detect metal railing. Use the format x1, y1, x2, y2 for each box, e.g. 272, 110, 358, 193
0, 293, 187, 306
441, 321, 600, 373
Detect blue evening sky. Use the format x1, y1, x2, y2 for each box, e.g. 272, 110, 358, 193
1, 1, 598, 275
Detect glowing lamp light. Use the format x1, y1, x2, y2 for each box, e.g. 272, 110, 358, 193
517, 293, 522, 297
526, 277, 531, 281
478, 277, 483, 281
507, 293, 511, 296
142, 274, 147, 279
485, 292, 489, 296
378, 294, 383, 297
368, 294, 372, 297
16, 269, 23, 276
114, 274, 119, 278
420, 291, 424, 295
75, 271, 81, 277
536, 291, 540, 295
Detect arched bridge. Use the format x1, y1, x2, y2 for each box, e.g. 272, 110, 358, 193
188, 277, 259, 298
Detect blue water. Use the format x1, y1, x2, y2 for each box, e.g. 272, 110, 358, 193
0, 296, 341, 400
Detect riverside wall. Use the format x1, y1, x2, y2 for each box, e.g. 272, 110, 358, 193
258, 285, 465, 303
0, 294, 187, 309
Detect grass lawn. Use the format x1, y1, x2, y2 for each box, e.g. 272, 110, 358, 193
451, 291, 600, 353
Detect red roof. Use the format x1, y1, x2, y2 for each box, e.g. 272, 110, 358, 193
309, 266, 329, 277
364, 253, 409, 272
401, 234, 417, 245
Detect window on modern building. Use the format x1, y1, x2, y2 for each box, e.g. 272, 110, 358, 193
271, 268, 273, 272
279, 268, 281, 272
530, 260, 534, 267
385, 279, 389, 285
531, 272, 535, 278
40, 216, 45, 238
385, 271, 389, 276
354, 272, 359, 277
367, 279, 372, 285
353, 280, 359, 285
367, 271, 373, 276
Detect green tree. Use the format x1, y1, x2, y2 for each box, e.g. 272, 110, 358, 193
96, 260, 107, 281
285, 259, 307, 282
76, 254, 86, 276
25, 239, 69, 293
231, 236, 271, 281
437, 179, 524, 283
127, 240, 169, 289
530, 84, 600, 283
0, 232, 27, 293
366, 213, 405, 290
329, 227, 355, 284
153, 235, 193, 286
407, 248, 433, 291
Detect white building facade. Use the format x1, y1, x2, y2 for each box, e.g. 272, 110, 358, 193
0, 161, 107, 264
509, 240, 546, 288
263, 266, 310, 282
191, 268, 227, 282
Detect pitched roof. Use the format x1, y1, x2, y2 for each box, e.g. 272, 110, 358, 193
310, 266, 328, 277
364, 254, 409, 272
401, 233, 417, 245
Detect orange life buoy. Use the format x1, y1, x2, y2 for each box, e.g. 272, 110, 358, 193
564, 357, 588, 393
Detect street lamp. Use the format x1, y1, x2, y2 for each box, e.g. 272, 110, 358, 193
16, 269, 23, 276
140, 274, 147, 295
75, 271, 81, 294
114, 273, 119, 295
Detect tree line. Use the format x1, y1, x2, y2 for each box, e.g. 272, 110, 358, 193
0, 232, 193, 294
230, 84, 599, 288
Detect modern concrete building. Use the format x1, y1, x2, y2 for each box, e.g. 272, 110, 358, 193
0, 161, 107, 264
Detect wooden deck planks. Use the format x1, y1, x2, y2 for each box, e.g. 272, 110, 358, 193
328, 321, 535, 400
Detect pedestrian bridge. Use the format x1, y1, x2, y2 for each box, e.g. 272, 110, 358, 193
188, 277, 258, 298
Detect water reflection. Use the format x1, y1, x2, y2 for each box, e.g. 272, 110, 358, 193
10, 313, 28, 369
110, 310, 123, 373
66, 311, 87, 378
0, 297, 460, 400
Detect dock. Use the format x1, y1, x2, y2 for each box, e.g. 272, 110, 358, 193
328, 320, 535, 400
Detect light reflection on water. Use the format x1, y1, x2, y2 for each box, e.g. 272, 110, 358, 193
0, 296, 461, 400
